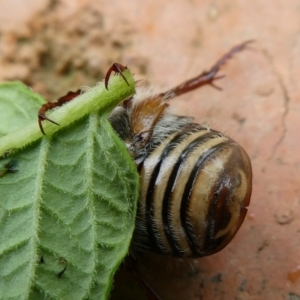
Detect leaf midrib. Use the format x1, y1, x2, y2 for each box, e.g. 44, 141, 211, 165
27, 138, 51, 299
84, 112, 98, 297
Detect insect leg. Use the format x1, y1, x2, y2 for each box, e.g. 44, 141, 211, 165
105, 63, 129, 90
161, 40, 254, 101
38, 90, 81, 135
125, 255, 162, 300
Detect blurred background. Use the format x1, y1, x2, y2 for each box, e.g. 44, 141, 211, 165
0, 0, 299, 299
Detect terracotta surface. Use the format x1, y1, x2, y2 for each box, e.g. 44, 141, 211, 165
1, 1, 300, 299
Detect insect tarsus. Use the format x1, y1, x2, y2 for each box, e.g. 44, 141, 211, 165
104, 62, 129, 90
160, 40, 254, 100
38, 90, 81, 135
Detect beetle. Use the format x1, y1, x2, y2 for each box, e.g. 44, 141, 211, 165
108, 51, 252, 258
38, 41, 252, 258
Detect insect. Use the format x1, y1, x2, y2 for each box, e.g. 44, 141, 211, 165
38, 41, 252, 258
0, 160, 18, 177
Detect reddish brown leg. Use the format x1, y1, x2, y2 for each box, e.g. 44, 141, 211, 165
105, 63, 129, 90
38, 90, 81, 135
160, 40, 254, 100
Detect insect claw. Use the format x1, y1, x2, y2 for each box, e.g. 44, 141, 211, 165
38, 114, 59, 125
119, 70, 130, 86
105, 63, 129, 90
38, 119, 46, 135
38, 114, 59, 135
209, 82, 223, 91
208, 74, 226, 90
37, 90, 79, 135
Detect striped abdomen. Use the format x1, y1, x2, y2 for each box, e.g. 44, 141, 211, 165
133, 124, 252, 257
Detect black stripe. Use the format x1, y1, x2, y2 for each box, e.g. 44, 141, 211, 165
136, 124, 207, 172
204, 181, 230, 254
203, 146, 236, 255
180, 141, 230, 256
137, 161, 144, 173
145, 126, 199, 253
162, 132, 219, 256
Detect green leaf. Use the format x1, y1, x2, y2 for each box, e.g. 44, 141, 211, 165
0, 82, 46, 137
0, 74, 139, 299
